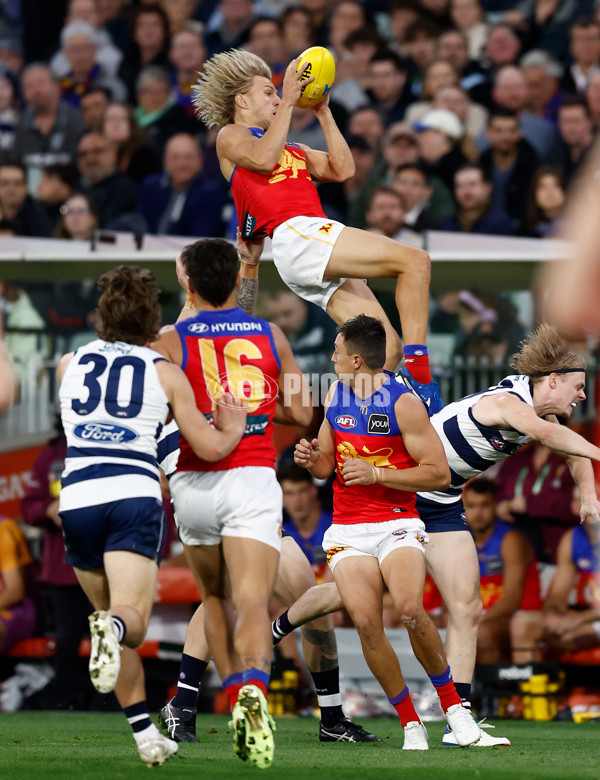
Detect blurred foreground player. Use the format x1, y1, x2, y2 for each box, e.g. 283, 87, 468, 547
57, 266, 247, 766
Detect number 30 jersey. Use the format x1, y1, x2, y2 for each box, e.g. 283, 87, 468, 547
59, 339, 169, 511
175, 307, 281, 473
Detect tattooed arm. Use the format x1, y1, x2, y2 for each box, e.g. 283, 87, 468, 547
236, 230, 263, 315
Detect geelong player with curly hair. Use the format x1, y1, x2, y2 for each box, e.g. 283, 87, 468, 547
192, 49, 443, 414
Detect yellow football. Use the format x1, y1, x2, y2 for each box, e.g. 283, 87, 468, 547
296, 46, 336, 109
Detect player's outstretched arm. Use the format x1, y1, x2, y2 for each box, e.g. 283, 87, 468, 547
156, 360, 247, 462
488, 393, 600, 463
341, 394, 450, 491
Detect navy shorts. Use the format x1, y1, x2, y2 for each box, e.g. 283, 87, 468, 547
61, 496, 166, 570
416, 495, 468, 533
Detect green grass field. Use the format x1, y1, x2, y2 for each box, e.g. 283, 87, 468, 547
0, 714, 598, 779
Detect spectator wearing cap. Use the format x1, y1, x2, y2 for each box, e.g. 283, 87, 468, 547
561, 16, 600, 95
392, 162, 440, 231
50, 0, 124, 80
0, 161, 53, 237
76, 130, 138, 229
545, 95, 594, 185
441, 163, 514, 235
477, 65, 560, 159
118, 4, 171, 103
479, 108, 539, 232
36, 163, 79, 228
169, 25, 207, 119
134, 65, 197, 159
54, 21, 127, 108
414, 107, 470, 192
137, 132, 227, 237
0, 66, 19, 155
13, 64, 87, 190
520, 50, 563, 124
366, 49, 412, 126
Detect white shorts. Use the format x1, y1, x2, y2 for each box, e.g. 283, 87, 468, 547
170, 467, 282, 551
271, 216, 347, 310
323, 518, 428, 573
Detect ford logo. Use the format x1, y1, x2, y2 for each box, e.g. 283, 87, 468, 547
188, 322, 210, 334
335, 415, 357, 429
73, 422, 138, 443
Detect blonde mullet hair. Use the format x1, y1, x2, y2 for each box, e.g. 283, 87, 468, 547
510, 322, 585, 381
192, 49, 272, 129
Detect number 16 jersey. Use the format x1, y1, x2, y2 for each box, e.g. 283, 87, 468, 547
59, 339, 170, 511
175, 307, 281, 473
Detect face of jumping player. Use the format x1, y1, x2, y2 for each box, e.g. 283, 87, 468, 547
463, 489, 496, 534
239, 75, 280, 129
548, 371, 586, 418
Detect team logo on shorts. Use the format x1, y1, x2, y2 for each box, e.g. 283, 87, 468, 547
326, 546, 348, 566
392, 530, 407, 539
318, 222, 334, 235
415, 533, 426, 544
368, 413, 390, 435
335, 415, 357, 429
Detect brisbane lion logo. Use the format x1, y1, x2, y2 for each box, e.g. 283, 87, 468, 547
269, 148, 311, 184
336, 440, 398, 470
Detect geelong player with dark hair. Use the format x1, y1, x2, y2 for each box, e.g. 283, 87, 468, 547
57, 266, 247, 766
294, 314, 481, 750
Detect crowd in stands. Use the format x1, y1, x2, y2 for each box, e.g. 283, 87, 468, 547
1, 0, 599, 708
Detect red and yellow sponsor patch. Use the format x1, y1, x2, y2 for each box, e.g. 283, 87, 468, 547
318, 222, 334, 235
326, 545, 349, 566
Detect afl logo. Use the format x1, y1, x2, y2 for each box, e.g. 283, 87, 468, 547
335, 415, 357, 429
188, 322, 209, 334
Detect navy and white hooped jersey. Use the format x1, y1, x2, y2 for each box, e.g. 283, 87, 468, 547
157, 419, 180, 479
59, 339, 169, 511
418, 375, 533, 506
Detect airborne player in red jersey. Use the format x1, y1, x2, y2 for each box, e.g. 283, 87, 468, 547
192, 49, 443, 414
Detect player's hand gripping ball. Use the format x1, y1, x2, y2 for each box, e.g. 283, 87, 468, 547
296, 46, 336, 109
